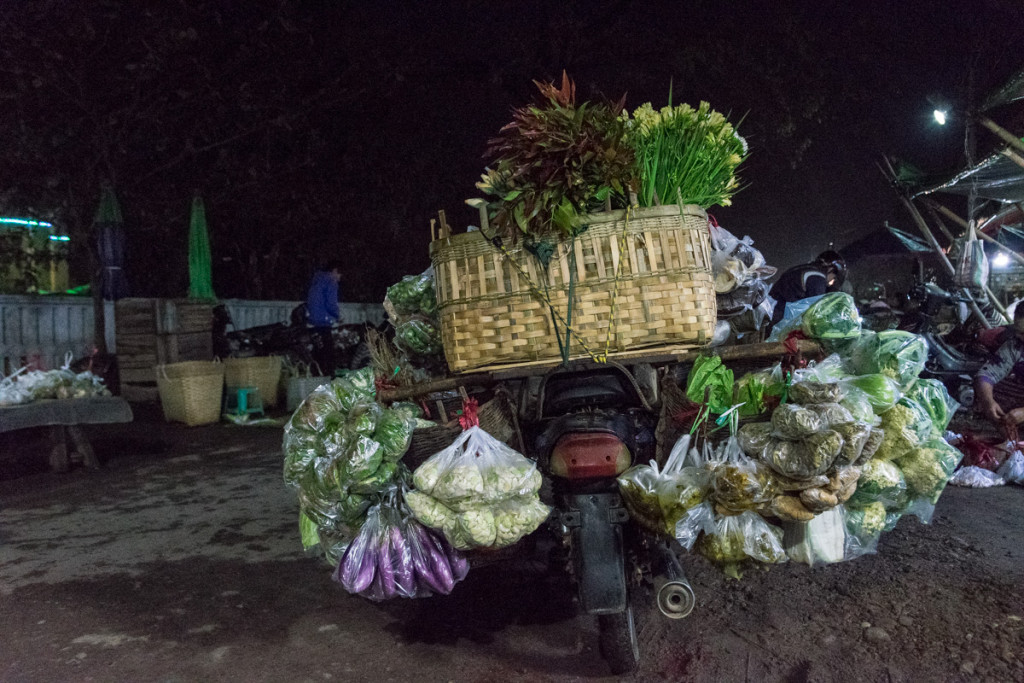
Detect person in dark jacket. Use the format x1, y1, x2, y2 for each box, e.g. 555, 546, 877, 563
306, 260, 342, 376
768, 250, 847, 334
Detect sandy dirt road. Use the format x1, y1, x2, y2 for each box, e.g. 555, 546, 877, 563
1, 405, 1022, 682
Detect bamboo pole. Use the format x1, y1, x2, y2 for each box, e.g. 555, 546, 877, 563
1002, 147, 1024, 170
923, 198, 1024, 269
979, 116, 1024, 160
897, 194, 992, 328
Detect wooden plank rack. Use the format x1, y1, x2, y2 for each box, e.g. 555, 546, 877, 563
378, 340, 823, 403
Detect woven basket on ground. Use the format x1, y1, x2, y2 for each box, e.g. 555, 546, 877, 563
224, 355, 283, 408
156, 360, 225, 426
430, 203, 716, 373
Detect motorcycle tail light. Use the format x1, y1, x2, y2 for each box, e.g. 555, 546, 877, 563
549, 432, 631, 479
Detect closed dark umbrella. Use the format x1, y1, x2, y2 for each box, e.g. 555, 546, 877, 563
188, 195, 216, 300
94, 186, 129, 300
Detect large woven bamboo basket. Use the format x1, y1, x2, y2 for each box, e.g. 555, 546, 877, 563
430, 203, 716, 373
224, 355, 283, 408
156, 360, 225, 426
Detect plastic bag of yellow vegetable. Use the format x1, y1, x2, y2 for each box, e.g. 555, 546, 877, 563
618, 435, 712, 537
698, 510, 787, 569
875, 398, 936, 461
712, 436, 780, 513
894, 437, 964, 524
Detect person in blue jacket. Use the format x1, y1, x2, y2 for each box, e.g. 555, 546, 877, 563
306, 260, 342, 376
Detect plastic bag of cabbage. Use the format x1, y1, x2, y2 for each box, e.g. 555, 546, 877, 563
282, 368, 417, 565
407, 426, 549, 550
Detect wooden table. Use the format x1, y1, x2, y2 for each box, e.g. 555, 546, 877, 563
0, 396, 134, 472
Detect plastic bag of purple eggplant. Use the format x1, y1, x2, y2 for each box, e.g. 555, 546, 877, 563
334, 491, 469, 600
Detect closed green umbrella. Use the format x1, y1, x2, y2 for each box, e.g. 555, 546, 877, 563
188, 195, 216, 300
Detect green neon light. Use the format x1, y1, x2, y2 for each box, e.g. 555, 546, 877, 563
0, 217, 54, 228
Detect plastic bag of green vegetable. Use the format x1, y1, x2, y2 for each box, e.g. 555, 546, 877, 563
840, 375, 902, 414
386, 270, 437, 317
395, 317, 444, 357
801, 292, 863, 340
686, 355, 734, 414
904, 378, 960, 433
771, 403, 824, 439
759, 431, 843, 479
847, 331, 929, 389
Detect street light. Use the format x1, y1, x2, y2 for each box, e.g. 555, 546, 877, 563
993, 252, 1010, 268
933, 109, 948, 125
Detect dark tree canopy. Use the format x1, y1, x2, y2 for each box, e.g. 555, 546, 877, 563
1, 0, 1021, 301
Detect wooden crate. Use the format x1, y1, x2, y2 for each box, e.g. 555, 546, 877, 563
115, 299, 214, 399
430, 204, 716, 373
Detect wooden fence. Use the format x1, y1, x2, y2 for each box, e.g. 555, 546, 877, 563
0, 296, 383, 374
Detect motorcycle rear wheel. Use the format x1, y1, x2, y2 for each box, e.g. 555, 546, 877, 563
598, 604, 640, 675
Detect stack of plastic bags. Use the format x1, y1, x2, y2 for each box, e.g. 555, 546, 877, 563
0, 363, 110, 406
406, 425, 550, 550
709, 222, 777, 343
639, 292, 967, 574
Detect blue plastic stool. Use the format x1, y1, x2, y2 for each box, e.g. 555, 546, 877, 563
224, 386, 264, 417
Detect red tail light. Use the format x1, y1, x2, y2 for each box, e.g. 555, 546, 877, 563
549, 432, 631, 479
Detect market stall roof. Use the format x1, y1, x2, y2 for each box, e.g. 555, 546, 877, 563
840, 225, 931, 261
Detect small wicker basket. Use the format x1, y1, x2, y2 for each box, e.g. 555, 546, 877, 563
156, 360, 225, 426
224, 356, 284, 408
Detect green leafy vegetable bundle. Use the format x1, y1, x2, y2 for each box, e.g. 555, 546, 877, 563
283, 368, 417, 565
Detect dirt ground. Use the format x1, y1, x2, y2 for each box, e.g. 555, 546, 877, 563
1, 403, 1022, 683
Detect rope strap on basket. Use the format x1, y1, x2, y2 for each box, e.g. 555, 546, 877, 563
480, 202, 637, 365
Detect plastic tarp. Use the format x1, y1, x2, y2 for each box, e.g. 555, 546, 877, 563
981, 67, 1024, 112
913, 150, 1024, 204
886, 225, 932, 253
0, 396, 133, 433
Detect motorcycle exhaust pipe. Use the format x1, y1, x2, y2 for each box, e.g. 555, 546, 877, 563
651, 542, 695, 619
655, 575, 696, 619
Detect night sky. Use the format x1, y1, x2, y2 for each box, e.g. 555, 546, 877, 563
2, 1, 1022, 301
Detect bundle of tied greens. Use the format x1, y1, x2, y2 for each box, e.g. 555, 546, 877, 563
283, 367, 418, 566
406, 425, 550, 550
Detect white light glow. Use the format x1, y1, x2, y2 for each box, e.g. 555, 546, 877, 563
993, 252, 1010, 268
933, 109, 947, 125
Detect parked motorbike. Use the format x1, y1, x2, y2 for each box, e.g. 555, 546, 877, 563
903, 281, 991, 407
212, 304, 374, 373
519, 362, 692, 674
